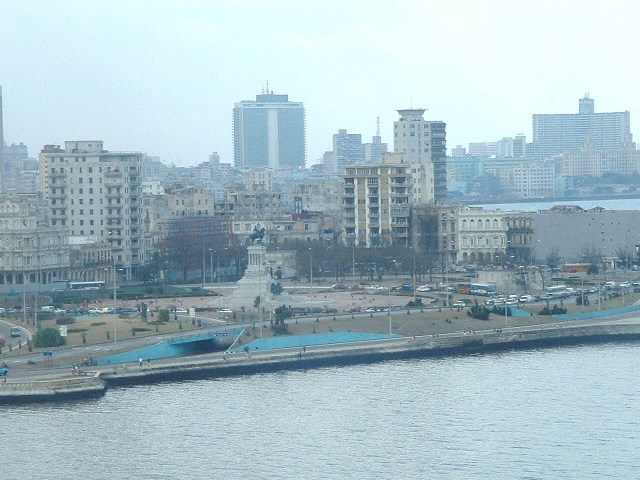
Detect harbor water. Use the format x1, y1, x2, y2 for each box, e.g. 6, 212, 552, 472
2, 341, 639, 479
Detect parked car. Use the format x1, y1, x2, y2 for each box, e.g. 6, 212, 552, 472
331, 284, 349, 291
0, 367, 7, 376
452, 300, 466, 308
417, 285, 434, 292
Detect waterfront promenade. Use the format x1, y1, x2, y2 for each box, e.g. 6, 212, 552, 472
2, 312, 640, 403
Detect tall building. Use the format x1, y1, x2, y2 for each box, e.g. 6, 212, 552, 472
532, 94, 633, 157
393, 109, 447, 200
233, 91, 306, 169
38, 141, 144, 279
341, 145, 438, 248
333, 129, 365, 170
0, 85, 4, 193
364, 118, 388, 164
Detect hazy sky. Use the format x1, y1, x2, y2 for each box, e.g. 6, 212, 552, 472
1, 0, 638, 166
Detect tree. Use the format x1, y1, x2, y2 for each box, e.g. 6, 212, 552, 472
587, 264, 599, 275
579, 245, 602, 266
467, 301, 490, 320
273, 305, 292, 335
546, 248, 561, 269
33, 327, 66, 348
157, 309, 170, 322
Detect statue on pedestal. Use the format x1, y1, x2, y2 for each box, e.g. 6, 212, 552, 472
248, 225, 266, 245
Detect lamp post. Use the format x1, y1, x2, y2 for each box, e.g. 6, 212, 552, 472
352, 242, 356, 287
209, 248, 214, 283
309, 247, 313, 297
388, 285, 392, 334
112, 257, 117, 345
412, 248, 416, 302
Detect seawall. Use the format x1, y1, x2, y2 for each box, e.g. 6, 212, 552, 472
3, 320, 640, 403
0, 372, 107, 405
101, 320, 640, 387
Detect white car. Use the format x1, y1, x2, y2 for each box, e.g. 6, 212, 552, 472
417, 285, 433, 292
452, 300, 466, 308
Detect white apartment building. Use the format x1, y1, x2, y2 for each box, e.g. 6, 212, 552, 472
342, 152, 437, 248
39, 141, 143, 279
511, 161, 558, 198
457, 206, 507, 265
393, 109, 447, 200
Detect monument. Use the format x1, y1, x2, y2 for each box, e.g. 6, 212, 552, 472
219, 225, 332, 314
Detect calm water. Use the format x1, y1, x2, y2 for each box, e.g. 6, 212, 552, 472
479, 197, 640, 212
2, 343, 640, 479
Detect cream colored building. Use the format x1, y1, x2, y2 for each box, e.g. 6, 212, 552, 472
0, 190, 69, 291
561, 149, 640, 176
39, 141, 143, 279
166, 186, 214, 217
457, 206, 508, 265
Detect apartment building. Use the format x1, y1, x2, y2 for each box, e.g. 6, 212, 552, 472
0, 189, 69, 292
38, 141, 143, 279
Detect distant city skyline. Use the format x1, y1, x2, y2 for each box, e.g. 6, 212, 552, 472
1, 1, 639, 166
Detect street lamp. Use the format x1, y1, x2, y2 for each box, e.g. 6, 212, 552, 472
209, 248, 214, 283
309, 247, 313, 296
112, 257, 117, 345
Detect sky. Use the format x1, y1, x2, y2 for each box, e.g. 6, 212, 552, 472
1, 0, 638, 167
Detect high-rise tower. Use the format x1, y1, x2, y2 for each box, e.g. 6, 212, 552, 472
533, 95, 632, 157
0, 86, 4, 193
233, 91, 306, 169
393, 109, 447, 201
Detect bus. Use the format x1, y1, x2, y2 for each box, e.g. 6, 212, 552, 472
561, 263, 591, 273
471, 283, 496, 296
68, 281, 106, 291
458, 283, 496, 296
546, 285, 569, 298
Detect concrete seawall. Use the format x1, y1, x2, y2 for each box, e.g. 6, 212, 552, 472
102, 320, 640, 387
3, 320, 640, 403
0, 373, 107, 404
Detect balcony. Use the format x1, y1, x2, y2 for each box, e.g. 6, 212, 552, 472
49, 171, 66, 178
105, 190, 121, 198
50, 190, 67, 199
105, 178, 122, 187
105, 170, 122, 177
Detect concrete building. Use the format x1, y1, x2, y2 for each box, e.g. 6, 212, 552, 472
233, 91, 306, 169
532, 207, 640, 264
457, 206, 508, 266
364, 119, 388, 164
0, 190, 70, 291
0, 85, 4, 193
38, 141, 144, 279
332, 129, 365, 170
342, 163, 411, 247
165, 186, 214, 217
510, 160, 559, 198
533, 94, 633, 158
412, 204, 460, 266
561, 149, 640, 177
393, 109, 447, 200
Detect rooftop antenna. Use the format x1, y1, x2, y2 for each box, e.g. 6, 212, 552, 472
266, 80, 269, 94
376, 117, 380, 137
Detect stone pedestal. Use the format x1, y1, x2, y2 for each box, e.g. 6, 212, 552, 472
220, 244, 334, 314
226, 245, 273, 311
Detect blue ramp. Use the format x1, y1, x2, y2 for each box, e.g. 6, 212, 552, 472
232, 331, 401, 352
